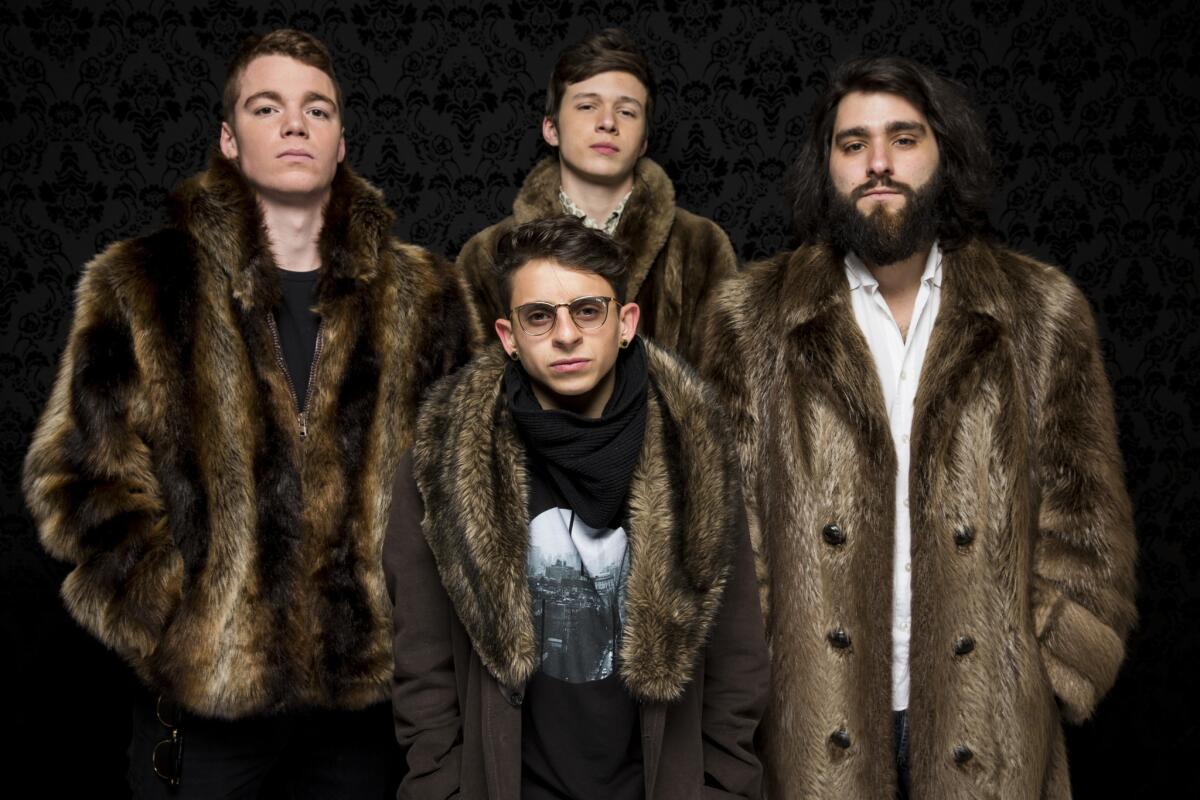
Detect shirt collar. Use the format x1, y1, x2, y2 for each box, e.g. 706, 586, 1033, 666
558, 187, 632, 236
844, 240, 943, 292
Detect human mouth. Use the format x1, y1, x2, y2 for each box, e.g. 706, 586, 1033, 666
590, 143, 619, 155
550, 358, 590, 373
278, 149, 314, 160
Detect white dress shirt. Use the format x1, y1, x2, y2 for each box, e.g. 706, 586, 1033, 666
844, 242, 943, 712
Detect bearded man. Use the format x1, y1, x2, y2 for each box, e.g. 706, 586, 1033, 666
703, 55, 1137, 799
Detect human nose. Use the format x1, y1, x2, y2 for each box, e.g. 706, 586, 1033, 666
282, 106, 308, 137
550, 306, 582, 345
868, 141, 892, 177
596, 105, 617, 133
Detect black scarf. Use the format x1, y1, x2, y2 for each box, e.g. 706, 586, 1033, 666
504, 337, 648, 529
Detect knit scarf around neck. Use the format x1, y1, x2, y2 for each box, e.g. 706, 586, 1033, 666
503, 338, 648, 529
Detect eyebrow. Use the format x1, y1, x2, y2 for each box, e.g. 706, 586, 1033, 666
834, 120, 927, 144
242, 90, 338, 110
570, 91, 644, 108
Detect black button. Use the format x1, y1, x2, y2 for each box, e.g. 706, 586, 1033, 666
830, 728, 851, 749
508, 691, 523, 707
828, 627, 851, 649
953, 525, 975, 546
953, 745, 973, 764
954, 636, 975, 656
823, 523, 846, 546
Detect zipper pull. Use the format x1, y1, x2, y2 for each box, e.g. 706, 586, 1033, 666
298, 412, 307, 439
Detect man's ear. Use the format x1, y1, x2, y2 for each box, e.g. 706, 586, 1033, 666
618, 302, 641, 342
542, 116, 560, 148
337, 131, 346, 164
495, 317, 518, 358
638, 134, 648, 158
219, 121, 238, 160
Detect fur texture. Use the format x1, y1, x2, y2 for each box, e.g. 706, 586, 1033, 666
703, 241, 1137, 799
410, 341, 738, 702
456, 157, 737, 364
24, 154, 477, 719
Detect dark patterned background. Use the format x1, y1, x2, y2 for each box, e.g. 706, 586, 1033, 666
2, 0, 1195, 795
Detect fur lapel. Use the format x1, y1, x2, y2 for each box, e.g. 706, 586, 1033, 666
413, 342, 735, 701
513, 157, 676, 301
777, 243, 1012, 473
169, 152, 395, 313
911, 242, 1012, 478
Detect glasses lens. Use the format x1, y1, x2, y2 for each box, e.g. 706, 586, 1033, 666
569, 297, 610, 329
517, 303, 556, 335
156, 696, 181, 728
153, 736, 183, 785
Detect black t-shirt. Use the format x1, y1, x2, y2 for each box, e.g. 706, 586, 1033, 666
521, 464, 644, 800
273, 268, 321, 411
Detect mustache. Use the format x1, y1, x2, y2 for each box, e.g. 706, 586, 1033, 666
851, 177, 916, 201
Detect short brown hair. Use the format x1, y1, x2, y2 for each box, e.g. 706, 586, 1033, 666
545, 28, 655, 126
222, 29, 343, 123
493, 216, 631, 311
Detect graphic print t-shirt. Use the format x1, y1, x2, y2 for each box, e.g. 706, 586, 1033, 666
521, 465, 644, 799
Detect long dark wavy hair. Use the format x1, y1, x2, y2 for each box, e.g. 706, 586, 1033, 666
788, 55, 995, 251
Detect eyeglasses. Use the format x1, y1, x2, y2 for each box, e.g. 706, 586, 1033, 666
152, 695, 185, 786
510, 296, 616, 336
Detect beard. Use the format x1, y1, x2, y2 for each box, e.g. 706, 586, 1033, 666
825, 171, 943, 266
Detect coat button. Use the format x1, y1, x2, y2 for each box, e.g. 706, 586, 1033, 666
823, 523, 846, 546
953, 525, 975, 546
830, 728, 851, 749
827, 627, 851, 649
508, 691, 523, 707
953, 745, 973, 764
953, 636, 975, 656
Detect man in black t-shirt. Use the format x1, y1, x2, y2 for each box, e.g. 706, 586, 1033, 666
385, 216, 769, 799
24, 29, 473, 798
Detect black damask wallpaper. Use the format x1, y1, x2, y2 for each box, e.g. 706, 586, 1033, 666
1, 0, 1195, 795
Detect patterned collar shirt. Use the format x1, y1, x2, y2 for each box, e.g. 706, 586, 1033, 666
558, 187, 631, 236
843, 241, 944, 713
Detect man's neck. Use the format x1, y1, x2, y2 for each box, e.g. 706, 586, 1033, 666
559, 162, 635, 225
864, 245, 932, 340
260, 194, 329, 273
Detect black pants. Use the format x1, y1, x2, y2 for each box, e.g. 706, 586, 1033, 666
894, 710, 910, 800
127, 692, 401, 799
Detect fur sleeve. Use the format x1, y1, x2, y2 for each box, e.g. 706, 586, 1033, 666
676, 215, 740, 366
401, 245, 482, 413
1031, 278, 1138, 723
700, 269, 771, 625
22, 247, 182, 664
454, 221, 509, 336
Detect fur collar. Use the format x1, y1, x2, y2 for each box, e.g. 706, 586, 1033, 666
412, 340, 736, 702
751, 240, 1014, 480
513, 157, 677, 302
168, 152, 396, 312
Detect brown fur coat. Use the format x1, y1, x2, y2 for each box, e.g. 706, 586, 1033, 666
456, 157, 737, 363
702, 241, 1137, 798
23, 155, 475, 719
386, 341, 769, 797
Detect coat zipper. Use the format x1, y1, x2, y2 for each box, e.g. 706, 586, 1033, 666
266, 312, 324, 439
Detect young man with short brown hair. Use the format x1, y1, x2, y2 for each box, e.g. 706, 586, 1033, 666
24, 28, 474, 797
387, 215, 768, 798
457, 28, 737, 365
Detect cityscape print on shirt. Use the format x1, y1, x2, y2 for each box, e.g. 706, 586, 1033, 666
527, 507, 629, 683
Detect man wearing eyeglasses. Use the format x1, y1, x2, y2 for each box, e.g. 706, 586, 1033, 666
384, 215, 768, 799
23, 29, 474, 797
456, 27, 738, 365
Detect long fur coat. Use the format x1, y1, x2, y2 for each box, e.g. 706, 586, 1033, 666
702, 241, 1137, 798
456, 157, 737, 364
23, 155, 476, 719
